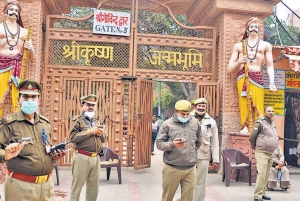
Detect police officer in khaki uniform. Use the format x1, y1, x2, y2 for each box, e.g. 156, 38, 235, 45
69, 94, 105, 201
249, 106, 278, 201
194, 98, 219, 201
0, 79, 65, 201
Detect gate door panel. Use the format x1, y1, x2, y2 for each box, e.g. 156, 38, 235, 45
134, 78, 153, 170
121, 80, 136, 167
60, 78, 88, 165
196, 82, 220, 119
89, 79, 113, 148
59, 77, 114, 166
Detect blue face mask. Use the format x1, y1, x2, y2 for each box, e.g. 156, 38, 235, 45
21, 100, 38, 115
178, 116, 189, 123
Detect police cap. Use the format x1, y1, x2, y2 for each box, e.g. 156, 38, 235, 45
175, 100, 191, 112
17, 79, 42, 95
80, 94, 97, 105
194, 98, 208, 105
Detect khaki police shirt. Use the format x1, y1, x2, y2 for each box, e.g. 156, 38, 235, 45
70, 115, 104, 153
0, 110, 54, 176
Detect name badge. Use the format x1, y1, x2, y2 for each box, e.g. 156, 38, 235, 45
22, 137, 32, 141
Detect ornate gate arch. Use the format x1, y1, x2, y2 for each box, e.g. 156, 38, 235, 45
43, 0, 218, 169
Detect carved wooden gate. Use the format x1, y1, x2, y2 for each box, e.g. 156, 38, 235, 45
59, 77, 115, 165
42, 69, 153, 167
197, 82, 220, 119
43, 0, 217, 168
134, 79, 153, 169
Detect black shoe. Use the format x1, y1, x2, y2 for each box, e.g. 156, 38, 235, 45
254, 199, 263, 201
262, 195, 271, 200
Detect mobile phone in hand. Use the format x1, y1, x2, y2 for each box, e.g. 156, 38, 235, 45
179, 138, 186, 143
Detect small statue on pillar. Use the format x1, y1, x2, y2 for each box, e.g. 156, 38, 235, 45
0, 0, 35, 117
227, 17, 277, 134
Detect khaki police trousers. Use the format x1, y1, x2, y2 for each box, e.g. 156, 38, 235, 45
254, 151, 273, 199
194, 159, 210, 201
161, 164, 196, 201
69, 152, 101, 201
4, 174, 56, 201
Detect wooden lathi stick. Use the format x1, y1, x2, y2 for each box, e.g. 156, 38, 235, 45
242, 40, 253, 132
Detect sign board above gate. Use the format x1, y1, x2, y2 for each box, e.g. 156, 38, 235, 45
93, 10, 131, 37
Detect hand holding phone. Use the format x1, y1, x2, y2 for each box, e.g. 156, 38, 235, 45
174, 138, 186, 148
178, 138, 186, 143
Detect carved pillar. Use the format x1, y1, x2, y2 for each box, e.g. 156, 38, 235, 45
22, 0, 48, 81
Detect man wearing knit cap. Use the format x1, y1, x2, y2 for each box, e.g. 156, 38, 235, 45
227, 17, 277, 134
156, 100, 202, 201
193, 98, 219, 201
0, 79, 65, 201
0, 0, 35, 117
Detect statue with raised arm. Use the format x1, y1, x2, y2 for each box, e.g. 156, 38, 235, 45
227, 17, 277, 134
0, 0, 35, 117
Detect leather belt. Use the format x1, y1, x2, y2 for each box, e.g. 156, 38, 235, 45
7, 170, 51, 184
77, 149, 98, 157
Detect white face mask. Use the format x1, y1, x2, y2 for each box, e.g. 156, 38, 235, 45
85, 111, 95, 119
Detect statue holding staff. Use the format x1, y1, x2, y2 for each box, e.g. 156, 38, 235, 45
227, 17, 277, 133
0, 0, 35, 117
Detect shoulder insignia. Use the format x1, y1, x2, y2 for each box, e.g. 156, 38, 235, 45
257, 115, 265, 120
1, 114, 17, 124
39, 115, 50, 123
255, 117, 263, 124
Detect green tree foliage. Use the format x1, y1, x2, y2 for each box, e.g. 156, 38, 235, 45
264, 14, 300, 46
54, 7, 94, 29
153, 82, 196, 111
153, 82, 186, 110
138, 11, 204, 37
65, 7, 94, 18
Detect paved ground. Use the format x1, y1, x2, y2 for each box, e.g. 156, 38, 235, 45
1, 148, 300, 201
